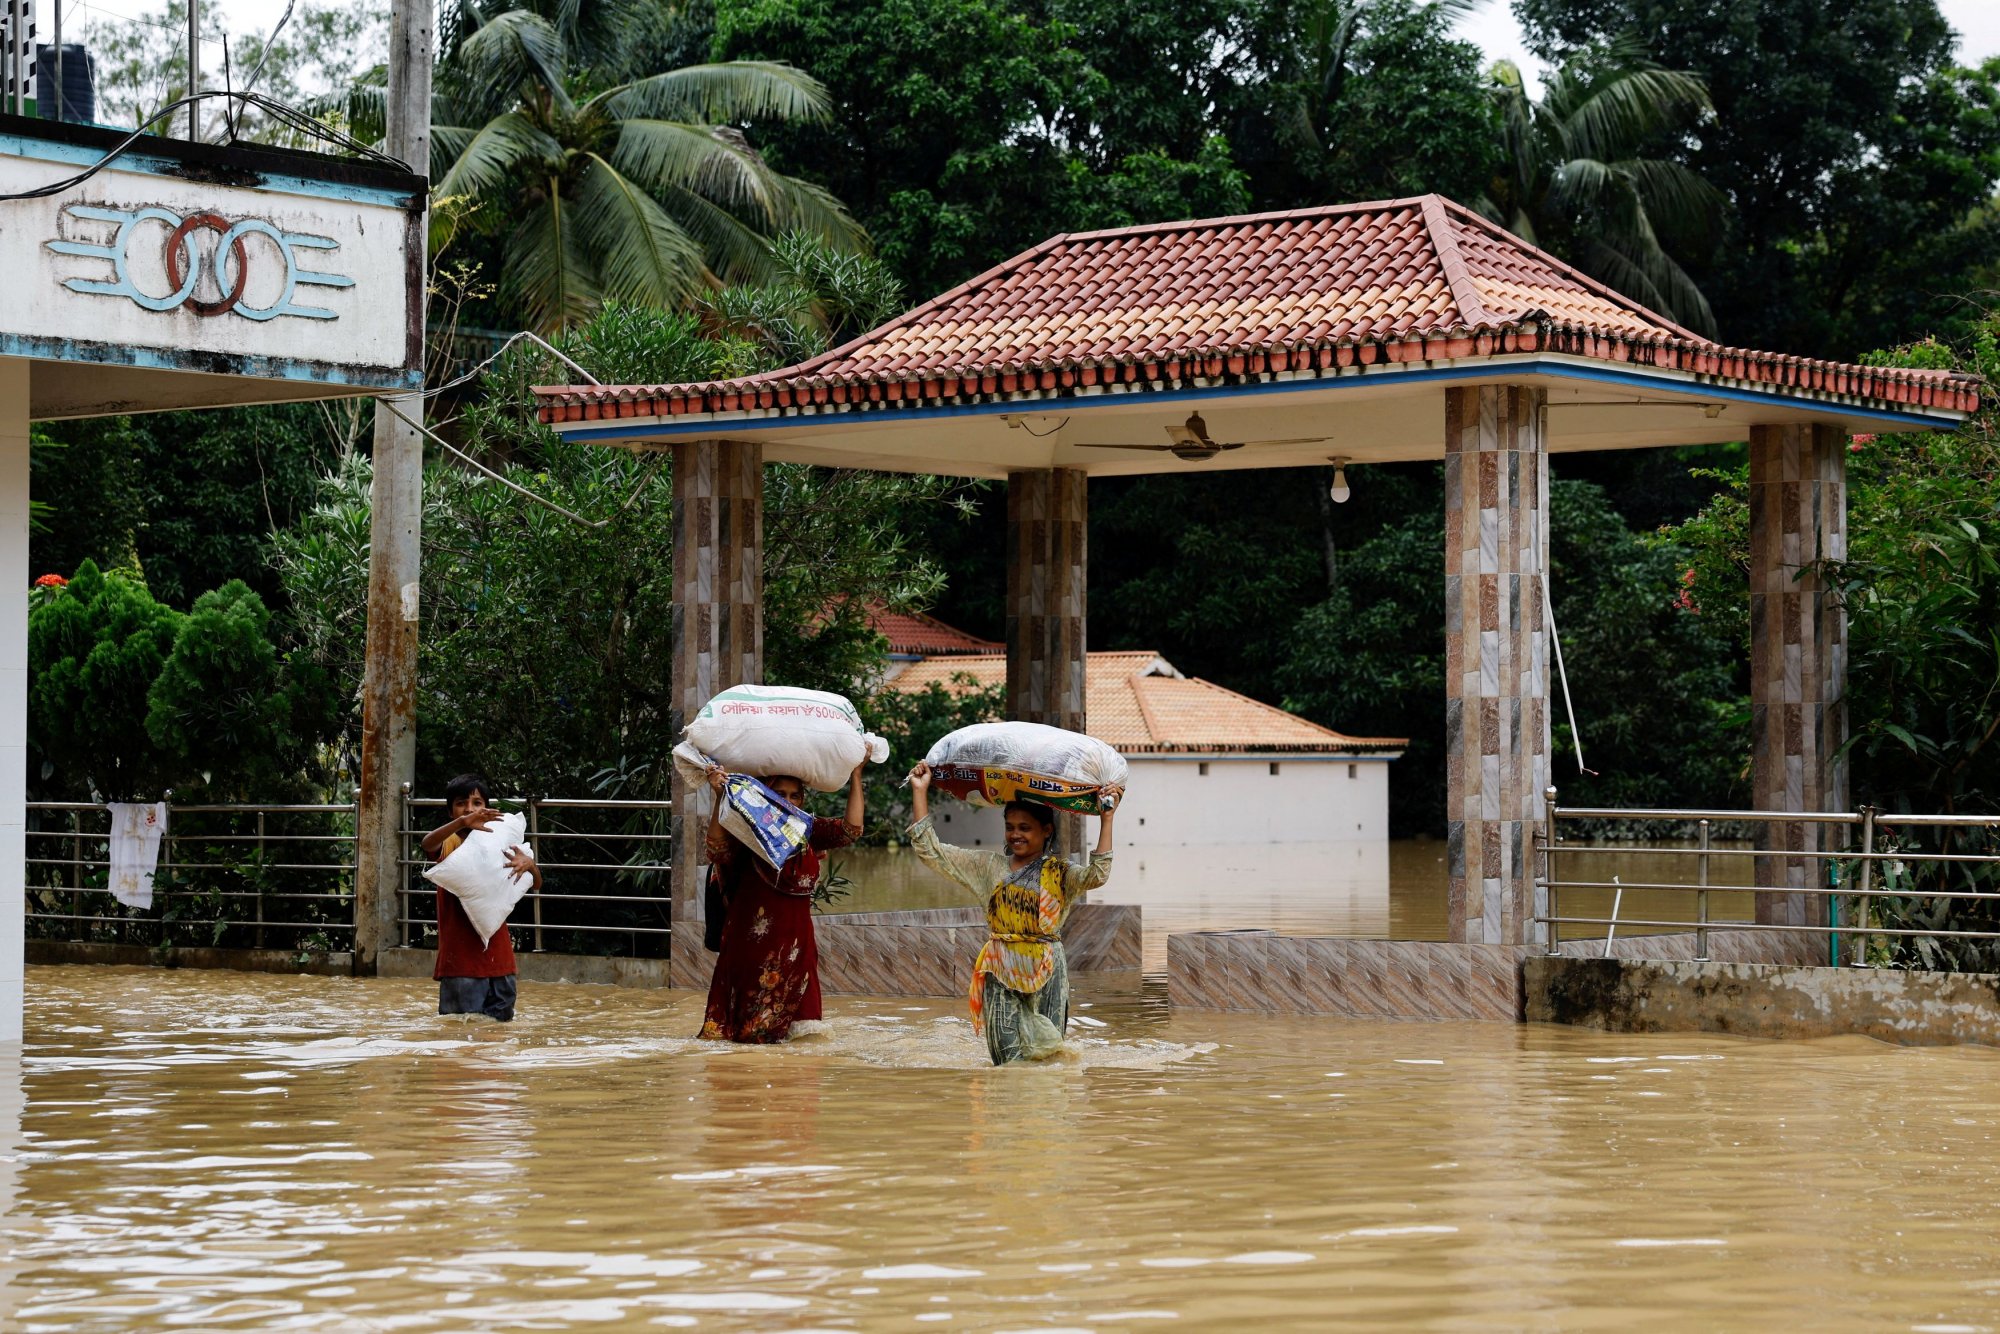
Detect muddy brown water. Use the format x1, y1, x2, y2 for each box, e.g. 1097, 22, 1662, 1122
8, 964, 2000, 1329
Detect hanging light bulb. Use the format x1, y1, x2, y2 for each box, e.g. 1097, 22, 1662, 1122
1328, 456, 1351, 504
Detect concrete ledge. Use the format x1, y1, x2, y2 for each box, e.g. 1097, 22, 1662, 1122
380, 948, 669, 988
1167, 932, 1530, 1021
674, 903, 1142, 997
28, 940, 355, 977
1526, 956, 2000, 1046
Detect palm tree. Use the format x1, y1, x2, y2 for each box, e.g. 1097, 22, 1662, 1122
327, 3, 867, 332
1481, 40, 1722, 336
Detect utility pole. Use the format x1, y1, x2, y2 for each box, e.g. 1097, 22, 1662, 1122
186, 0, 198, 138
352, 0, 432, 974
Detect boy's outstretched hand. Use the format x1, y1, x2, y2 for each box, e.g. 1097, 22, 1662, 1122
504, 846, 538, 883
463, 807, 504, 831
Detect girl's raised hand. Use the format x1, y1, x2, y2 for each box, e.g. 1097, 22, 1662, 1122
705, 764, 728, 797
908, 762, 932, 793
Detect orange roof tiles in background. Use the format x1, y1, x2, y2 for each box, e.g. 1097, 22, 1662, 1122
536, 194, 1981, 423
867, 604, 1002, 656
889, 650, 1406, 756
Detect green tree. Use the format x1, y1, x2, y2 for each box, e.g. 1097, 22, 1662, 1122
1482, 39, 1720, 333
145, 581, 333, 799
28, 561, 183, 801
1254, 0, 1501, 208
1516, 0, 2000, 357
409, 6, 864, 331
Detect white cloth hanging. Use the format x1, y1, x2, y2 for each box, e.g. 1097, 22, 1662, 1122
106, 802, 168, 910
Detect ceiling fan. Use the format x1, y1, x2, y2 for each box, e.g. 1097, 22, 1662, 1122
1076, 411, 1327, 462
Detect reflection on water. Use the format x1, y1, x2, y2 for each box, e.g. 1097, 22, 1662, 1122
12, 964, 2000, 1328
835, 839, 1759, 972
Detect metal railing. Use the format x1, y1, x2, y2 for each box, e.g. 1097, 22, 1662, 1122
26, 798, 358, 953
397, 787, 673, 959
1538, 786, 2000, 967
27, 790, 677, 960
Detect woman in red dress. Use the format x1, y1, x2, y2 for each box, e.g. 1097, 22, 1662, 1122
697, 763, 864, 1043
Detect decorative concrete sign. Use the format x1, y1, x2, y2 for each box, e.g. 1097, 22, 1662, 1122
0, 118, 425, 417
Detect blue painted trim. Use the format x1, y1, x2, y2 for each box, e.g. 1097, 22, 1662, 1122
555, 356, 1959, 444
1, 330, 421, 390
1, 132, 415, 207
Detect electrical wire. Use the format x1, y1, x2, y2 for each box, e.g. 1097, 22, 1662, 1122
237, 0, 297, 102
424, 329, 602, 399
0, 88, 406, 201
377, 398, 665, 530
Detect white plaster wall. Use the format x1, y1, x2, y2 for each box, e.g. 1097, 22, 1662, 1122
0, 153, 413, 379
916, 755, 1394, 851
0, 358, 27, 1043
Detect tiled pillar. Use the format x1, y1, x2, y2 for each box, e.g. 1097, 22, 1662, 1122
0, 359, 27, 1042
1444, 385, 1550, 946
1749, 423, 1846, 928
1004, 468, 1087, 731
668, 438, 763, 989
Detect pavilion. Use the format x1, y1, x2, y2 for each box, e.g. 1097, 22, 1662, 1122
535, 194, 1980, 1006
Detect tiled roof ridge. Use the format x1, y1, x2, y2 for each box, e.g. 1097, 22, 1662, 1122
1418, 194, 1493, 330
1169, 672, 1409, 748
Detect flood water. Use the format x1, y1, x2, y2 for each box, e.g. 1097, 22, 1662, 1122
9, 964, 2000, 1329
834, 840, 1758, 972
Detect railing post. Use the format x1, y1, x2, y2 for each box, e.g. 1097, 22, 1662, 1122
1542, 785, 1559, 955
71, 809, 84, 941
1695, 818, 1711, 963
255, 809, 267, 950
527, 795, 544, 953
157, 790, 173, 949
397, 783, 412, 949
1853, 806, 1876, 968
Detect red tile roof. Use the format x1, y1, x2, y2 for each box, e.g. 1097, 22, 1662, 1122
869, 604, 1001, 656
890, 650, 1407, 755
537, 195, 1980, 423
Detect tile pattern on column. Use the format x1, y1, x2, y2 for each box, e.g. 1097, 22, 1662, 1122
1749, 423, 1847, 928
669, 439, 764, 988
1004, 468, 1087, 731
1444, 384, 1550, 945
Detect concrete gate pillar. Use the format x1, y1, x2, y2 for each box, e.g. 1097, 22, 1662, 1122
1005, 468, 1088, 850
1443, 384, 1550, 946
668, 438, 764, 990
1005, 468, 1088, 732
1748, 423, 1847, 927
0, 359, 26, 1042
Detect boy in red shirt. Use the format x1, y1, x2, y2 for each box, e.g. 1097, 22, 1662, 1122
420, 773, 540, 1022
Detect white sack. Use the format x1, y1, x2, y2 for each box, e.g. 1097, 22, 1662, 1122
421, 812, 534, 948
679, 683, 888, 793
924, 722, 1129, 812
106, 801, 167, 910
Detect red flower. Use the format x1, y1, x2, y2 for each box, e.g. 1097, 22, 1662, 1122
32, 573, 66, 588
1849, 434, 1875, 453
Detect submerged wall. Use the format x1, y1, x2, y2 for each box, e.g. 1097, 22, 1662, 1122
1526, 956, 2000, 1046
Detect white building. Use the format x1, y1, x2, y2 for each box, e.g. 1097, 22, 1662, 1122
886, 642, 1406, 851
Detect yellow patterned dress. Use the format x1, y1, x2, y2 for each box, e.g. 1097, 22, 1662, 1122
905, 815, 1113, 1064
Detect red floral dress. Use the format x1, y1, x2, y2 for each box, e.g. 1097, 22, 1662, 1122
699, 817, 854, 1043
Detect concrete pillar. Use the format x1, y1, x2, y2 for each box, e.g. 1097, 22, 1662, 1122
1005, 467, 1088, 851
668, 438, 763, 989
1444, 384, 1550, 946
1749, 423, 1847, 927
1004, 468, 1087, 731
0, 358, 27, 1042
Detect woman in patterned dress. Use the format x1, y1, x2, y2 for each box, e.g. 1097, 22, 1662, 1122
904, 762, 1123, 1064
697, 765, 864, 1043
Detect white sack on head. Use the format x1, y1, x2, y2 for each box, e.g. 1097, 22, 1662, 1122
422, 811, 533, 947
924, 721, 1129, 813
682, 683, 887, 792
